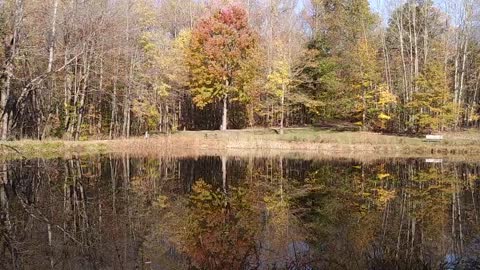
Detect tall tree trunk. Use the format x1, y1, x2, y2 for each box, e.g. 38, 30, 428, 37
221, 79, 229, 131
0, 0, 24, 140
396, 10, 409, 128
423, 3, 429, 67
109, 61, 118, 139
280, 83, 285, 134
47, 0, 59, 74
412, 2, 419, 93
74, 46, 90, 140
122, 0, 132, 138
362, 86, 367, 131
122, 89, 130, 137
221, 93, 228, 131
39, 0, 59, 140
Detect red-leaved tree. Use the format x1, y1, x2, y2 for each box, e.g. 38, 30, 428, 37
187, 5, 257, 130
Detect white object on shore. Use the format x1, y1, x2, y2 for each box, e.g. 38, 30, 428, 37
145, 131, 149, 139
425, 135, 443, 141
425, 159, 443, 163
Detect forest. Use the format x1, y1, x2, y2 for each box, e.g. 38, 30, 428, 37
0, 0, 479, 140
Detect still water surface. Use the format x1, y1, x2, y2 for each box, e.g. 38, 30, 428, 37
0, 154, 479, 269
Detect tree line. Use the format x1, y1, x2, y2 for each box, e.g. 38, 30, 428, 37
0, 0, 479, 140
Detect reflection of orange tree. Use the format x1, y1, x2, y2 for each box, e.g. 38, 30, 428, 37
162, 180, 260, 269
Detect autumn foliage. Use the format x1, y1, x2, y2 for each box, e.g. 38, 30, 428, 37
186, 5, 257, 129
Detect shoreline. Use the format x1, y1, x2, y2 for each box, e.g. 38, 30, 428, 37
0, 129, 479, 161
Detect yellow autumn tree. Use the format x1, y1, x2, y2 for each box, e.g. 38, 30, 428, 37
266, 60, 291, 134
408, 63, 456, 132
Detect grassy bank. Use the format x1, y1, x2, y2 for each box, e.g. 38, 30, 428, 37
1, 128, 480, 159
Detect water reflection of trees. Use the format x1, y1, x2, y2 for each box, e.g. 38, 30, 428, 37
0, 155, 156, 269
292, 160, 480, 269
0, 156, 479, 269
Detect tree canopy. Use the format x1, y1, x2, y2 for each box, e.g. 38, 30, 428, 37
0, 0, 479, 139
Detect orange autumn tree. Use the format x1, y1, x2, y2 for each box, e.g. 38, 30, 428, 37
186, 5, 257, 130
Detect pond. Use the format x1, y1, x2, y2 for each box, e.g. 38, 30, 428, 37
0, 154, 479, 269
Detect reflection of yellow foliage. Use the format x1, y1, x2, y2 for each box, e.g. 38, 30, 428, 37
154, 195, 169, 209
377, 173, 391, 180
372, 188, 396, 207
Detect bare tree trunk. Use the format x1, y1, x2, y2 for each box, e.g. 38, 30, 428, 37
362, 86, 367, 131
221, 94, 228, 131
397, 10, 409, 105
109, 56, 119, 139
47, 0, 59, 73
407, 4, 414, 100
0, 0, 24, 140
423, 2, 429, 67
412, 2, 419, 92
74, 45, 91, 140
381, 28, 393, 92
122, 89, 130, 137
221, 79, 229, 131
122, 0, 132, 138
457, 37, 469, 125
280, 83, 285, 134
454, 1, 472, 128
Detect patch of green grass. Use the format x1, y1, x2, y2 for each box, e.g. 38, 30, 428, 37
0, 140, 108, 159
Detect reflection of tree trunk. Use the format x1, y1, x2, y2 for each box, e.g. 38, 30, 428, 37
457, 186, 464, 253
109, 154, 117, 215
279, 158, 284, 201
63, 158, 90, 246
122, 153, 131, 265
396, 189, 406, 259
44, 159, 54, 269
63, 162, 69, 240
410, 217, 416, 258
381, 201, 390, 241
472, 185, 478, 224
452, 189, 456, 253
453, 168, 464, 254
222, 155, 227, 193
248, 156, 253, 184
1, 162, 21, 268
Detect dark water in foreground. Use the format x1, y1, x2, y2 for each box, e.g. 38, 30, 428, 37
0, 155, 479, 270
